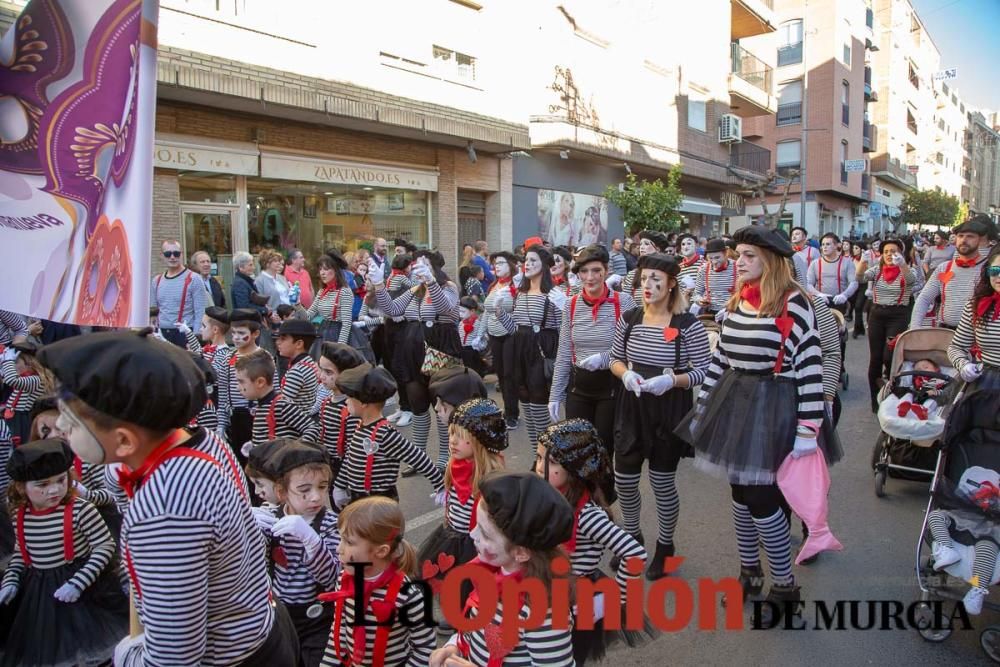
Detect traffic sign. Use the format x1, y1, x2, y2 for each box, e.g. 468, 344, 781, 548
844, 159, 867, 173
933, 68, 957, 81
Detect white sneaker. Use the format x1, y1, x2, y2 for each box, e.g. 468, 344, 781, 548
385, 393, 399, 408
964, 586, 988, 615
395, 411, 413, 427
932, 542, 961, 571
386, 409, 403, 423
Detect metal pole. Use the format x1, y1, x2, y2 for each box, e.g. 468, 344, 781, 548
800, 5, 808, 234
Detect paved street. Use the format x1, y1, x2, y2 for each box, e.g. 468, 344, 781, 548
395, 334, 995, 665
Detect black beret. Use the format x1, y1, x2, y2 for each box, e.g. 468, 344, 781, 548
38, 330, 207, 430
880, 237, 905, 253
636, 252, 680, 276
732, 226, 794, 258
247, 438, 290, 478
448, 398, 507, 453
705, 238, 728, 254
336, 364, 397, 404
429, 367, 488, 409
479, 472, 573, 551
7, 439, 74, 482
552, 246, 573, 264
675, 233, 697, 247
277, 318, 317, 338
539, 419, 611, 489
204, 306, 230, 324
572, 244, 609, 272
320, 342, 366, 372
954, 219, 990, 237
459, 296, 480, 312
415, 249, 446, 269
230, 308, 262, 325
323, 248, 349, 270
488, 251, 519, 267
525, 244, 554, 267
269, 441, 328, 477
638, 230, 671, 251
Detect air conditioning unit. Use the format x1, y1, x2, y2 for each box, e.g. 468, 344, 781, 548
719, 114, 743, 143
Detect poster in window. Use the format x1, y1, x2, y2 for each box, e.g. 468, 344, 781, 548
536, 190, 609, 247
334, 199, 349, 215
388, 192, 404, 211
303, 196, 318, 219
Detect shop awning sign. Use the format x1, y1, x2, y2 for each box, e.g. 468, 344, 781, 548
261, 152, 439, 192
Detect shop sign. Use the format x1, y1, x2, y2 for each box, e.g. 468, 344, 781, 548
261, 153, 438, 191
720, 191, 745, 216
154, 136, 258, 175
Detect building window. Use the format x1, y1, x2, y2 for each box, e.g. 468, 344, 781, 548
842, 81, 850, 125
432, 45, 476, 82
908, 62, 919, 89
777, 80, 803, 126
778, 19, 803, 66
776, 140, 802, 181
840, 141, 849, 184
688, 96, 707, 132
840, 19, 851, 67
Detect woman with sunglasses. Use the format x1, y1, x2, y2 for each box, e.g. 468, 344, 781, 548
483, 251, 520, 429
948, 247, 1000, 391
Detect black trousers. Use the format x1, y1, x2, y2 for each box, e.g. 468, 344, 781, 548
852, 288, 867, 335
238, 602, 300, 667
489, 335, 519, 420
867, 304, 909, 411
159, 327, 187, 348
565, 368, 616, 464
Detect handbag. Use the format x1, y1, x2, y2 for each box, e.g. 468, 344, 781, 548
422, 343, 461, 376
537, 295, 555, 382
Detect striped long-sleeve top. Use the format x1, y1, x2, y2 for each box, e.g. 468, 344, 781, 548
911, 250, 988, 329
610, 309, 712, 385
458, 314, 488, 352
80, 460, 118, 511
807, 256, 858, 300
949, 300, 1000, 369
118, 431, 274, 667
334, 420, 444, 495
699, 291, 825, 424
444, 484, 476, 533
0, 359, 43, 415
550, 289, 637, 403
302, 285, 354, 344
265, 507, 340, 605
495, 292, 562, 335
150, 269, 208, 334
459, 591, 575, 666
570, 501, 647, 604
214, 346, 263, 430
319, 569, 436, 667
863, 264, 918, 306
2, 497, 115, 593
810, 295, 843, 399
251, 391, 320, 446
376, 281, 460, 323
677, 255, 704, 297
184, 332, 231, 366
693, 260, 738, 313
482, 279, 517, 337
0, 309, 26, 345
319, 395, 359, 464
280, 353, 320, 414
609, 250, 628, 277
621, 268, 640, 298
0, 420, 12, 496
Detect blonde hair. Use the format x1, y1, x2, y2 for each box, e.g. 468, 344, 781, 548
444, 424, 505, 500
257, 248, 284, 269
726, 246, 807, 318
18, 352, 55, 396
338, 496, 416, 576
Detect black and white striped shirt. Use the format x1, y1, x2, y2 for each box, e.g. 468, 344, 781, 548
0, 310, 26, 345
281, 354, 320, 414
0, 420, 13, 497
80, 460, 118, 510
700, 291, 825, 423
811, 295, 843, 399
2, 497, 115, 593
265, 507, 340, 605
215, 346, 257, 430
609, 250, 628, 277
694, 260, 738, 312
251, 391, 321, 446
621, 268, 640, 298
319, 569, 436, 667
570, 501, 646, 602
303, 285, 354, 344
550, 290, 636, 402
677, 255, 704, 293
483, 280, 517, 338
445, 485, 476, 533
376, 281, 460, 323
460, 594, 575, 666
863, 265, 918, 306
911, 250, 988, 329
0, 359, 43, 415
319, 395, 359, 464
334, 420, 444, 494
807, 256, 858, 300
118, 430, 274, 667
949, 300, 1000, 369
610, 309, 712, 385
496, 293, 562, 334
184, 332, 231, 367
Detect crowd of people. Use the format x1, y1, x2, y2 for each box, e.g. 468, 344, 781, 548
0, 213, 998, 666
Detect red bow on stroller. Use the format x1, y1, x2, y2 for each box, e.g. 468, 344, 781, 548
972, 481, 1000, 511
897, 401, 929, 420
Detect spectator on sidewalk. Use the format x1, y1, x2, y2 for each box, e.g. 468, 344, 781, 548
472, 240, 495, 292
609, 238, 628, 277
283, 249, 314, 309
190, 250, 226, 308
150, 240, 207, 348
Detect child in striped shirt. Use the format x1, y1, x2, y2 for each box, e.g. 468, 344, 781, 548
317, 343, 366, 480
236, 350, 320, 448
0, 341, 52, 445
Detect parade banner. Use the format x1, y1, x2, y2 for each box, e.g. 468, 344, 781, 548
0, 0, 158, 327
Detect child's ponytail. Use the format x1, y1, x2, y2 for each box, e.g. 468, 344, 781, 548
394, 539, 417, 577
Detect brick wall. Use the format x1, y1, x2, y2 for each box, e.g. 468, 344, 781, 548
434, 150, 459, 270
151, 169, 180, 279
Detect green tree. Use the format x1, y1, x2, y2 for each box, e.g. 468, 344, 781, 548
899, 188, 961, 231
603, 165, 684, 236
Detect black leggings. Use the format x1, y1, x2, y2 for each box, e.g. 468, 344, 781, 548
853, 288, 867, 335
489, 335, 519, 420
867, 304, 909, 410
731, 483, 785, 519
404, 379, 432, 415
565, 368, 616, 463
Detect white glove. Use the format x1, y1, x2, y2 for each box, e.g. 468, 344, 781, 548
114, 633, 145, 666
792, 435, 818, 459
73, 480, 90, 500
960, 361, 983, 384
176, 321, 191, 335
641, 373, 675, 396
412, 263, 434, 285
0, 584, 17, 605
53, 581, 81, 603
605, 274, 623, 289
892, 253, 906, 267
576, 353, 604, 371
689, 302, 702, 316
833, 294, 848, 305
548, 401, 562, 423
352, 320, 366, 329
333, 486, 350, 509
272, 514, 323, 560
367, 258, 385, 286
547, 288, 567, 311
431, 490, 447, 507
1, 348, 16, 362
621, 370, 642, 397
680, 275, 695, 291
714, 309, 727, 324
251, 506, 278, 534
241, 441, 254, 458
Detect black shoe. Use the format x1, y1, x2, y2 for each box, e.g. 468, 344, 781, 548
610, 531, 644, 571
505, 417, 519, 431
797, 548, 819, 565
400, 464, 418, 478
722, 564, 764, 607
645, 541, 675, 580
752, 583, 802, 627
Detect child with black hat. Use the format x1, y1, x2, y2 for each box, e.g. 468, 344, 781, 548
253, 442, 340, 667
0, 341, 53, 445
317, 342, 366, 479
0, 439, 128, 667
430, 471, 576, 667
458, 296, 488, 376
275, 318, 321, 414
178, 305, 231, 364
236, 350, 320, 449
418, 398, 507, 604
536, 419, 653, 664
38, 330, 297, 665
428, 365, 488, 426
217, 308, 267, 447
245, 437, 289, 507
332, 364, 444, 505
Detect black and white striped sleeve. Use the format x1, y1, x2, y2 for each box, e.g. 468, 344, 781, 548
811, 297, 842, 399
402, 581, 436, 667
66, 500, 116, 592
697, 340, 731, 404
278, 401, 321, 445
682, 320, 712, 386
1, 359, 41, 391
790, 297, 826, 423
427, 282, 460, 322
376, 287, 415, 318
378, 426, 444, 492
550, 305, 575, 403
0, 310, 26, 342
577, 504, 645, 601
948, 301, 977, 369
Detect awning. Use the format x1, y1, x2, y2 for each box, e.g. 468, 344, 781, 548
679, 197, 722, 216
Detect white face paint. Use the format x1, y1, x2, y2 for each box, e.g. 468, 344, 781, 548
638, 238, 656, 256
791, 229, 806, 245
231, 328, 252, 349
680, 238, 697, 258
459, 307, 471, 320
493, 258, 510, 278
821, 238, 840, 258
641, 268, 671, 307
552, 255, 566, 276
523, 252, 543, 279
470, 503, 517, 570
707, 252, 727, 270
56, 401, 107, 464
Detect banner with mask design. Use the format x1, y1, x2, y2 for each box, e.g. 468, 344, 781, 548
0, 0, 158, 327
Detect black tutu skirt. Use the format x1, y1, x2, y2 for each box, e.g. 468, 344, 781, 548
572, 569, 657, 666
510, 326, 559, 403
417, 524, 477, 603
614, 362, 694, 471
675, 369, 842, 485
5, 410, 31, 446
1, 558, 128, 667
392, 321, 427, 385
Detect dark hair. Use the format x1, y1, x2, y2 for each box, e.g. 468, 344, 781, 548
391, 254, 411, 272
820, 232, 841, 245
458, 265, 477, 296
972, 246, 1000, 328
320, 342, 366, 373
316, 255, 345, 289
520, 245, 554, 294
230, 317, 262, 333
234, 349, 275, 384
276, 304, 295, 319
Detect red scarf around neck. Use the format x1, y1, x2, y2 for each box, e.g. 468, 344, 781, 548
680, 254, 699, 268
740, 281, 762, 309
462, 316, 477, 344
955, 256, 978, 269
581, 286, 615, 321
882, 264, 901, 282
450, 457, 475, 505
977, 292, 1000, 323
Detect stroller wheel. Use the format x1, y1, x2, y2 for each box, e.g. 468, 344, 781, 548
981, 627, 1000, 663
916, 591, 953, 643
874, 469, 887, 498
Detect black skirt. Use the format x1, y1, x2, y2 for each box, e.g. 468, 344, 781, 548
312, 320, 375, 364
392, 321, 427, 385
285, 602, 333, 667
417, 524, 477, 604
5, 410, 31, 446
675, 369, 843, 485
1, 558, 128, 667
572, 569, 657, 666
614, 362, 694, 471
510, 326, 559, 402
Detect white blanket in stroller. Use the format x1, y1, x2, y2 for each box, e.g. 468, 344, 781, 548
878, 393, 946, 441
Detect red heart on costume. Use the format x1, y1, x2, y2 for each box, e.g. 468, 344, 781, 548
774, 317, 794, 339
484, 624, 518, 663
370, 598, 396, 623
421, 559, 440, 580
939, 270, 954, 287
271, 546, 288, 568
436, 553, 456, 574
662, 327, 679, 342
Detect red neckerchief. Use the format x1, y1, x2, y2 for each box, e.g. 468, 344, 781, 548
936, 243, 947, 250
881, 264, 901, 282
740, 281, 762, 309
457, 558, 525, 666
117, 430, 190, 498
680, 254, 699, 268
390, 269, 408, 278
561, 490, 591, 554
705, 261, 736, 304
552, 275, 565, 286
450, 457, 475, 505
320, 564, 405, 667
793, 244, 804, 252
462, 316, 477, 345
955, 256, 978, 269
318, 280, 340, 300
581, 286, 616, 321
976, 292, 1000, 323
489, 276, 516, 300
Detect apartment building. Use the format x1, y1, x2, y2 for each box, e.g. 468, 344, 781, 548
742, 0, 873, 238
967, 110, 1000, 220
922, 79, 968, 199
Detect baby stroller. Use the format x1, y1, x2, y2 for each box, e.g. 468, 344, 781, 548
871, 327, 957, 498
914, 386, 1000, 660
696, 313, 721, 354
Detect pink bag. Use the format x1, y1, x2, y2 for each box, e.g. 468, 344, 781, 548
777, 450, 844, 565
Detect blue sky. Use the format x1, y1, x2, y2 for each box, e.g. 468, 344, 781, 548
910, 0, 1000, 112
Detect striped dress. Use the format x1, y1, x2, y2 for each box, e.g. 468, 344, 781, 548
251, 391, 321, 446
280, 354, 320, 414
949, 300, 1000, 369
334, 420, 444, 495
303, 285, 354, 344
911, 249, 988, 329
117, 431, 275, 666
863, 265, 918, 306
693, 260, 738, 313
570, 501, 647, 602
265, 507, 340, 604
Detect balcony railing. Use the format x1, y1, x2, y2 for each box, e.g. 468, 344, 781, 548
777, 41, 803, 67
842, 103, 850, 125
776, 102, 802, 126
729, 140, 772, 177
871, 155, 917, 189
861, 172, 871, 197
731, 43, 773, 94
863, 121, 874, 151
